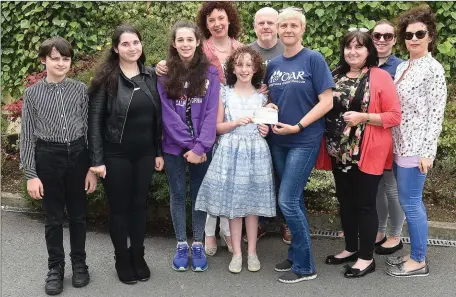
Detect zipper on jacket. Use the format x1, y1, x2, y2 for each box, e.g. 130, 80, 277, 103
119, 89, 135, 143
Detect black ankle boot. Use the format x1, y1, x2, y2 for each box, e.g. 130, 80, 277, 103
45, 264, 64, 295
71, 261, 90, 288
130, 246, 150, 281
115, 249, 137, 284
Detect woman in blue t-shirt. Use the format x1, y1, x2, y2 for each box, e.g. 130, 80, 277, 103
264, 8, 335, 284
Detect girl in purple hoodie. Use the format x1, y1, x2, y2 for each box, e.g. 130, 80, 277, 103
157, 21, 220, 272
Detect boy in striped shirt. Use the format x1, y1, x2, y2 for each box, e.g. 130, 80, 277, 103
20, 37, 97, 295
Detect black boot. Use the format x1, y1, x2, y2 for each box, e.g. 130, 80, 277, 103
130, 246, 150, 281
45, 264, 64, 295
115, 249, 137, 284
71, 261, 90, 288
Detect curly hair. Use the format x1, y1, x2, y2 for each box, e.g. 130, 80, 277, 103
333, 30, 379, 76
165, 20, 211, 100
89, 24, 146, 98
225, 46, 265, 89
197, 1, 242, 39
397, 5, 437, 52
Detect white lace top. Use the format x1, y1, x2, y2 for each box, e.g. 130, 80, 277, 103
392, 53, 447, 161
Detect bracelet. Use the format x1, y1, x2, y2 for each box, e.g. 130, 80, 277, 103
366, 113, 370, 123
297, 122, 305, 131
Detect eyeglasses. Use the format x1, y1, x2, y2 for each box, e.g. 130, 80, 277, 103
348, 27, 369, 33
279, 7, 302, 13
372, 32, 395, 42
405, 30, 428, 40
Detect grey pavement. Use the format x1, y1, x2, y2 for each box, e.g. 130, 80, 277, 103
1, 210, 456, 297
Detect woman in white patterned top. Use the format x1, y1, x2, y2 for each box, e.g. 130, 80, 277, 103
387, 5, 447, 278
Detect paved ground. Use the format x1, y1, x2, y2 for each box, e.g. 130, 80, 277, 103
1, 210, 456, 297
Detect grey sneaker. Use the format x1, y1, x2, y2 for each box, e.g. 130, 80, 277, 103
229, 255, 242, 273
386, 256, 407, 267
247, 254, 261, 272
386, 263, 429, 277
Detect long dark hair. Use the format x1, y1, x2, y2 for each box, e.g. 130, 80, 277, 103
89, 24, 146, 98
165, 20, 210, 99
333, 30, 378, 76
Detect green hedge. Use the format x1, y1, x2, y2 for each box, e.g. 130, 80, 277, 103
2, 1, 456, 99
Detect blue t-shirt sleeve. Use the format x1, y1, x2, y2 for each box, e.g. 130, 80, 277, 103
310, 52, 335, 95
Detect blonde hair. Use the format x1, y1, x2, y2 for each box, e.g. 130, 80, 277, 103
277, 8, 306, 27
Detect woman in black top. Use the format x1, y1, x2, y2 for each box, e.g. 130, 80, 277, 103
88, 24, 164, 284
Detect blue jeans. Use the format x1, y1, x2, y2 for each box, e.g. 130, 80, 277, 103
394, 162, 428, 262
271, 144, 320, 274
164, 152, 212, 242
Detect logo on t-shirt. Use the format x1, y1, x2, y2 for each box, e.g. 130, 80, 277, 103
268, 70, 306, 86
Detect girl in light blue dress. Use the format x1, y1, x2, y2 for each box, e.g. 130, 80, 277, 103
195, 46, 275, 273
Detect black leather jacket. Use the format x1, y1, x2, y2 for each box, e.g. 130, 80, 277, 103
88, 65, 162, 166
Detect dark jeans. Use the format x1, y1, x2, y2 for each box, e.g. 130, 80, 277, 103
332, 164, 382, 260
271, 144, 320, 275
35, 137, 88, 269
103, 143, 155, 252
164, 152, 212, 242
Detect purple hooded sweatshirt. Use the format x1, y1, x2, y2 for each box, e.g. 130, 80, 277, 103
158, 66, 220, 156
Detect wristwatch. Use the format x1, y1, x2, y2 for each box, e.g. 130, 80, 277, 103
297, 122, 305, 131
366, 113, 370, 123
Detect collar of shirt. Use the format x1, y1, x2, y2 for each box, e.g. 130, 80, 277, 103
43, 76, 70, 90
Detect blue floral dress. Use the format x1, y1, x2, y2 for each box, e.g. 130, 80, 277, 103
195, 86, 276, 219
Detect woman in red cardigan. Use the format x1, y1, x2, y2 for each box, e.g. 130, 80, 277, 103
323, 29, 401, 278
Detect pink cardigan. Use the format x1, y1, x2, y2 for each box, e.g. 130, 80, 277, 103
202, 38, 243, 84
317, 67, 402, 175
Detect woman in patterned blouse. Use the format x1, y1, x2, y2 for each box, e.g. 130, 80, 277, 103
324, 29, 401, 278
386, 5, 447, 278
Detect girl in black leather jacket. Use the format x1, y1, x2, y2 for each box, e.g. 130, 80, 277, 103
88, 24, 164, 284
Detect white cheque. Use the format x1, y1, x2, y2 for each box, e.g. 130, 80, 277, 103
252, 107, 278, 124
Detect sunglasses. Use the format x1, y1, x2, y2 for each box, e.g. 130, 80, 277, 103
372, 32, 395, 42
405, 30, 428, 40
348, 27, 369, 33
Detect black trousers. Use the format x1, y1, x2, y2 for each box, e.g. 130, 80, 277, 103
103, 143, 155, 252
332, 165, 382, 260
36, 138, 88, 269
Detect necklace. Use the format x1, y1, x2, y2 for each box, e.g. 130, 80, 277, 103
211, 38, 231, 53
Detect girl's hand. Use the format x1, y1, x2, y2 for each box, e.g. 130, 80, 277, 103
235, 116, 252, 127
419, 157, 433, 174
85, 170, 98, 194
265, 103, 279, 110
201, 153, 207, 163
155, 156, 165, 171
258, 84, 268, 95
90, 165, 106, 179
155, 60, 168, 76
258, 124, 269, 137
184, 150, 202, 164
343, 111, 367, 127
272, 122, 300, 135
27, 178, 44, 200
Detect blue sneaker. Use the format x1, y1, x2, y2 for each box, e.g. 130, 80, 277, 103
172, 242, 189, 271
191, 243, 208, 272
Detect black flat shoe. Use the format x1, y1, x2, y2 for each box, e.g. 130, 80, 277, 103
325, 253, 358, 265
375, 236, 387, 246
375, 241, 403, 255
343, 259, 375, 278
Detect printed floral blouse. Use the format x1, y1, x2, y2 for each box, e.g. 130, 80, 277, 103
392, 53, 447, 161
325, 70, 371, 171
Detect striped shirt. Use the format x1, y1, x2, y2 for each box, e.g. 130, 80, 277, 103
20, 77, 88, 179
